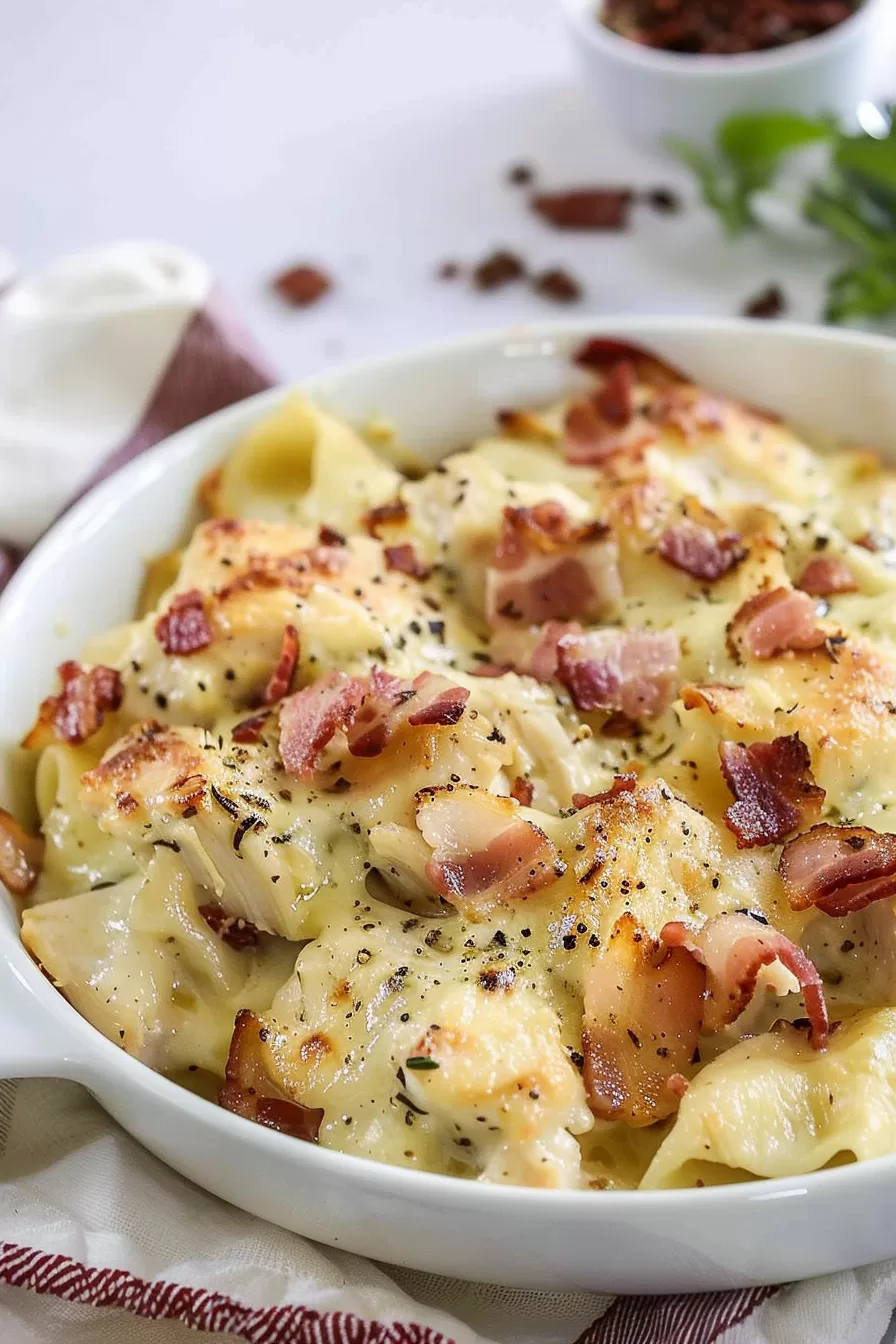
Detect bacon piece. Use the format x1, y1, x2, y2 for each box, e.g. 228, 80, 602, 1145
279, 670, 367, 778
0, 808, 44, 896
262, 625, 300, 706
595, 360, 635, 425
557, 628, 679, 719
532, 189, 633, 231
510, 776, 534, 806
279, 669, 470, 777
232, 711, 271, 745
795, 556, 858, 597
562, 398, 656, 466
719, 733, 824, 849
779, 823, 896, 917
727, 586, 827, 660
582, 913, 705, 1125
573, 337, 687, 389
649, 385, 725, 442
572, 774, 638, 811
362, 499, 409, 537
488, 620, 582, 682
23, 661, 123, 749
219, 1009, 324, 1141
416, 785, 565, 916
199, 902, 261, 950
486, 502, 620, 626
318, 525, 346, 547
155, 588, 213, 656
384, 544, 431, 580
662, 913, 829, 1048
658, 508, 746, 582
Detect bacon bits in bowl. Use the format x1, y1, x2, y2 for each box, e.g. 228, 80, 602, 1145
7, 319, 896, 1291
561, 0, 886, 146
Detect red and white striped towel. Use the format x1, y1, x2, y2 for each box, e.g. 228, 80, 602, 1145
1, 244, 894, 1344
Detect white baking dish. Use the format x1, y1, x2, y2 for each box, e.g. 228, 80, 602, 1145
4, 317, 896, 1293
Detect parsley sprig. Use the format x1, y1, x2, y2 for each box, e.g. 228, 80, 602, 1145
668, 108, 896, 323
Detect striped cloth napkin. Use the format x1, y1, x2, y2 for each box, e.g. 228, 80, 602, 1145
1, 243, 894, 1344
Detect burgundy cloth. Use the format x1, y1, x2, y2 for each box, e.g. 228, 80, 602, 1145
0, 288, 277, 596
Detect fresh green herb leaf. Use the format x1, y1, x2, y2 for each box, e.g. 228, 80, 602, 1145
717, 111, 833, 168
405, 1056, 439, 1070
664, 137, 753, 236
824, 264, 896, 324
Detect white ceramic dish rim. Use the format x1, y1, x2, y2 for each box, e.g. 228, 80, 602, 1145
4, 315, 896, 1228
561, 0, 885, 75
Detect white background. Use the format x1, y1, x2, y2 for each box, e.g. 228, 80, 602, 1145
2, 0, 896, 381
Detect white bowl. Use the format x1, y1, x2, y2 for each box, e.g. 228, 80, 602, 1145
5, 317, 896, 1293
560, 0, 888, 147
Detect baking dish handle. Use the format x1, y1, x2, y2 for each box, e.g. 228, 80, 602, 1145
0, 956, 96, 1082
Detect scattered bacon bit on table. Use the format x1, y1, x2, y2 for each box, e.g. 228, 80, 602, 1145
531, 267, 583, 303
727, 586, 828, 660
261, 625, 300, 706
362, 498, 409, 537
556, 627, 680, 719
600, 0, 858, 54
507, 163, 535, 186
779, 823, 896, 917
582, 913, 705, 1124
662, 913, 828, 1048
279, 668, 470, 778
155, 588, 213, 656
510, 776, 534, 806
486, 501, 620, 626
572, 773, 638, 810
719, 733, 824, 849
384, 543, 431, 579
436, 260, 461, 280
659, 508, 746, 582
0, 807, 44, 895
532, 189, 633, 231
219, 1009, 324, 1141
270, 264, 333, 307
199, 902, 261, 950
795, 555, 858, 596
471, 249, 526, 290
742, 284, 787, 319
23, 661, 123, 749
644, 187, 681, 214
416, 785, 565, 914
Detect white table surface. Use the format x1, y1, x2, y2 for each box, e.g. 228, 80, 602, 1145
2, 0, 896, 383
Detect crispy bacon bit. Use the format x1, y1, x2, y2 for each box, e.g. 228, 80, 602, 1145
562, 398, 656, 466
486, 502, 620, 626
23, 661, 123, 749
582, 914, 705, 1125
779, 823, 896, 918
796, 556, 858, 596
271, 263, 332, 307
719, 734, 824, 849
649, 385, 726, 442
232, 711, 271, 745
279, 670, 367, 778
155, 588, 213, 656
742, 283, 786, 319
595, 360, 635, 425
362, 499, 409, 537
573, 337, 686, 389
384, 544, 431, 580
279, 669, 470, 777
416, 785, 565, 915
488, 620, 582, 683
532, 189, 632, 231
601, 711, 640, 738
219, 1009, 324, 1141
511, 776, 534, 806
472, 249, 526, 290
0, 808, 44, 896
557, 628, 679, 719
601, 0, 856, 53
658, 509, 746, 582
728, 587, 827, 660
662, 913, 829, 1049
531, 267, 583, 303
572, 774, 638, 811
318, 525, 346, 547
262, 625, 300, 706
199, 902, 261, 950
